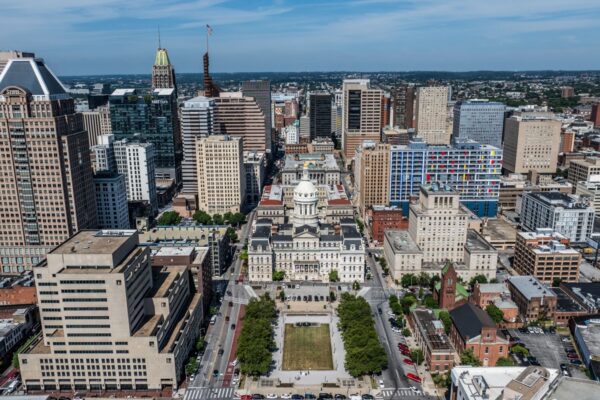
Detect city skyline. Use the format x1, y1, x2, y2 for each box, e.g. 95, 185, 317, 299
2, 0, 600, 75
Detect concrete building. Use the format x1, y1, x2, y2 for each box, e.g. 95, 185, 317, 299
213, 94, 267, 153
248, 168, 364, 283
0, 57, 97, 273
499, 173, 572, 211
180, 96, 214, 195
299, 115, 310, 143
514, 229, 581, 283
243, 151, 266, 206
196, 135, 245, 214
415, 86, 450, 145
576, 175, 600, 213
572, 316, 600, 380
569, 157, 600, 187
91, 134, 117, 173
241, 80, 272, 152
93, 171, 130, 229
113, 139, 158, 215
82, 105, 112, 147
409, 308, 456, 373
389, 138, 502, 218
151, 47, 176, 94
0, 50, 35, 74
309, 92, 332, 139
383, 230, 424, 281
450, 366, 558, 400
507, 276, 557, 323
354, 142, 391, 217
464, 230, 498, 281
449, 303, 510, 366
409, 184, 469, 263
520, 192, 595, 243
0, 307, 36, 360
382, 126, 410, 145
452, 99, 505, 148
390, 84, 415, 129
341, 79, 382, 161
283, 121, 299, 145
282, 153, 341, 186
19, 230, 203, 392
502, 115, 561, 174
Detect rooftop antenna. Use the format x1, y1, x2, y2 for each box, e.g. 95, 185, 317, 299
158, 25, 162, 49
206, 24, 213, 53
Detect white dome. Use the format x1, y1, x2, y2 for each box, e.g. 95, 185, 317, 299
294, 179, 317, 198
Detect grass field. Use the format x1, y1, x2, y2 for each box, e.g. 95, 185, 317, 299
282, 323, 334, 370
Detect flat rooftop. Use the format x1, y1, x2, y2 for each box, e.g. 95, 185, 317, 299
51, 230, 137, 256
578, 322, 600, 355
283, 153, 338, 170
466, 230, 496, 252
553, 287, 586, 313
482, 218, 518, 244
154, 247, 195, 257
477, 283, 508, 294
547, 377, 600, 400
384, 230, 421, 254
508, 276, 556, 301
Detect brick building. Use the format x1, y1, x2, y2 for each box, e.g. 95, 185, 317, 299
0, 286, 37, 307
409, 308, 456, 373
507, 276, 557, 324
369, 206, 408, 244
449, 303, 509, 366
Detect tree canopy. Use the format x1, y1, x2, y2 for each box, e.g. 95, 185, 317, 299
329, 270, 339, 282
485, 304, 504, 324
272, 270, 285, 281
157, 211, 182, 226
438, 310, 452, 334
460, 348, 482, 366
192, 210, 212, 225
469, 274, 488, 287
401, 273, 417, 288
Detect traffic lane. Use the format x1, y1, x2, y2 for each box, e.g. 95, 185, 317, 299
215, 303, 240, 387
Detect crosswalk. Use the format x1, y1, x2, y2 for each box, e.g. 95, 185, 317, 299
185, 386, 235, 400
378, 387, 422, 398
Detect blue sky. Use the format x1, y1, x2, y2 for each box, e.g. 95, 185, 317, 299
2, 0, 600, 75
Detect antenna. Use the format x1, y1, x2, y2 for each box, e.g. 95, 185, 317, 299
158, 25, 162, 49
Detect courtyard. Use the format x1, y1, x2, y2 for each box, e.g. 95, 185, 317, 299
282, 323, 333, 370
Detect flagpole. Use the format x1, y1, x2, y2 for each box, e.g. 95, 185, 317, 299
206, 25, 209, 54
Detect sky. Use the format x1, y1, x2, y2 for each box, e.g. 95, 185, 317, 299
2, 0, 600, 75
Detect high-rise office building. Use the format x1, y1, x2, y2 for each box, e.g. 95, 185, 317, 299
502, 114, 561, 174
180, 96, 214, 195
309, 92, 332, 139
91, 134, 117, 173
590, 103, 600, 128
0, 57, 97, 273
299, 115, 310, 142
82, 105, 112, 147
109, 88, 181, 182
244, 151, 266, 206
391, 84, 415, 129
151, 47, 176, 94
94, 171, 130, 229
389, 138, 502, 217
0, 50, 35, 74
213, 94, 267, 153
113, 140, 158, 214
19, 229, 203, 392
242, 80, 271, 152
354, 143, 390, 217
415, 86, 450, 144
452, 100, 505, 148
342, 79, 382, 161
196, 135, 245, 214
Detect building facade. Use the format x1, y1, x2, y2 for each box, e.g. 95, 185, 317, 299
93, 171, 130, 229
354, 143, 391, 217
369, 206, 408, 244
415, 86, 450, 145
151, 48, 176, 93
390, 84, 415, 129
409, 308, 456, 373
309, 92, 332, 139
0, 57, 97, 273
452, 100, 505, 148
282, 153, 341, 186
568, 157, 600, 186
213, 95, 267, 153
507, 276, 557, 323
243, 151, 266, 206
241, 80, 272, 153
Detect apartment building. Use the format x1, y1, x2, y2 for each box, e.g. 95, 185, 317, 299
415, 86, 450, 145
507, 276, 557, 323
20, 230, 203, 392
341, 79, 382, 161
513, 229, 581, 283
576, 175, 600, 214
503, 115, 561, 174
568, 157, 600, 186
82, 105, 112, 146
369, 206, 408, 244
241, 80, 271, 152
353, 143, 390, 217
409, 308, 456, 373
520, 192, 595, 243
196, 135, 245, 214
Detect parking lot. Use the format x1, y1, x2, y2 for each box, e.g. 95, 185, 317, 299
507, 329, 573, 370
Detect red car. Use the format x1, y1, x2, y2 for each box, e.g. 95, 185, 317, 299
406, 373, 422, 383
403, 358, 414, 365
240, 396, 252, 400
401, 350, 411, 356
398, 343, 409, 350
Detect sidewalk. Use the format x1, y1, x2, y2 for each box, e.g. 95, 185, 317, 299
402, 326, 443, 397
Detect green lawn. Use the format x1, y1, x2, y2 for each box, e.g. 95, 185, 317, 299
282, 323, 334, 370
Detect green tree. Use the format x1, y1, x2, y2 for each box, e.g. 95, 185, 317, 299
438, 311, 452, 334
469, 274, 488, 288
192, 210, 212, 225
410, 348, 424, 365
418, 272, 431, 287
329, 291, 337, 302
400, 294, 417, 314
401, 273, 417, 288
157, 211, 182, 226
279, 290, 285, 302
272, 270, 285, 281
402, 328, 411, 337
226, 227, 238, 243
229, 212, 246, 226
352, 281, 361, 290
223, 212, 233, 224
185, 357, 198, 376
239, 249, 249, 261
423, 294, 438, 309
552, 277, 562, 287
496, 357, 515, 366
485, 304, 504, 324
237, 295, 277, 376
195, 337, 206, 352
388, 295, 403, 317
460, 348, 482, 366
430, 274, 441, 291
511, 344, 529, 357
329, 270, 340, 282
212, 214, 224, 225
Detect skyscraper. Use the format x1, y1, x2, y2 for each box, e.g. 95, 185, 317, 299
181, 96, 214, 195
151, 47, 177, 94
415, 86, 450, 144
452, 100, 505, 148
391, 84, 415, 129
242, 80, 272, 152
342, 79, 383, 161
94, 171, 130, 229
213, 94, 267, 152
0, 57, 97, 272
309, 92, 333, 139
109, 88, 182, 182
0, 50, 35, 75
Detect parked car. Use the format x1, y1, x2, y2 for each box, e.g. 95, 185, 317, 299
218, 348, 224, 356
403, 358, 414, 365
241, 396, 252, 400
213, 369, 219, 377
231, 323, 236, 330
406, 373, 422, 383
281, 395, 292, 400
361, 395, 374, 400
334, 395, 347, 400
291, 395, 304, 400
318, 393, 333, 399
570, 359, 583, 365
266, 394, 278, 399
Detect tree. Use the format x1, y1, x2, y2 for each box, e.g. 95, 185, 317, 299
355, 219, 365, 235
423, 294, 438, 309
469, 274, 488, 288
223, 212, 233, 224
388, 295, 403, 317
496, 357, 515, 366
329, 291, 337, 302
402, 328, 411, 337
460, 348, 482, 366
418, 272, 431, 287
485, 304, 504, 324
226, 227, 238, 243
352, 281, 361, 291
490, 278, 499, 284
410, 348, 424, 366
552, 277, 562, 287
430, 274, 441, 291
157, 211, 182, 226
511, 344, 529, 357
185, 357, 198, 376
237, 295, 277, 376
193, 210, 212, 225
438, 311, 452, 334
273, 270, 285, 281
212, 214, 224, 225
279, 290, 285, 302
239, 249, 249, 261
401, 273, 417, 288
195, 337, 206, 352
329, 270, 340, 282
229, 212, 246, 227
400, 294, 417, 314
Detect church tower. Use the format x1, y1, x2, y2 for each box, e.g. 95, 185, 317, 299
439, 262, 457, 310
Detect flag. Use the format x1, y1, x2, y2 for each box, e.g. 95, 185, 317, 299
206, 24, 213, 36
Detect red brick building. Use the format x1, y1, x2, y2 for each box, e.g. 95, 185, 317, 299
410, 308, 456, 373
449, 303, 509, 366
369, 206, 408, 243
0, 286, 37, 307
591, 103, 600, 128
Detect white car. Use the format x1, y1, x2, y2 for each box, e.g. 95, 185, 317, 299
281, 394, 292, 399
378, 379, 385, 388
387, 310, 395, 317
266, 394, 278, 399
231, 358, 239, 367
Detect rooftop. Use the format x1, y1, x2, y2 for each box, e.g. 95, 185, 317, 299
525, 192, 592, 210
51, 230, 137, 256
449, 303, 496, 341
412, 308, 454, 352
507, 276, 556, 301
477, 283, 509, 294
561, 282, 600, 311
154, 247, 195, 258
576, 320, 600, 356
553, 287, 586, 313
465, 230, 496, 252
283, 153, 338, 171
546, 377, 600, 400
0, 58, 67, 98
384, 230, 421, 254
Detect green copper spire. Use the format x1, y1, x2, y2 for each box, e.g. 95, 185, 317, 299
154, 48, 171, 66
